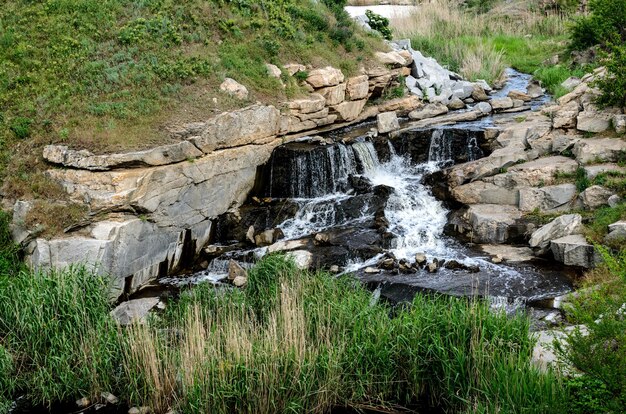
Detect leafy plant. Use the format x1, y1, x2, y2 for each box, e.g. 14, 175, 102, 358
365, 9, 392, 40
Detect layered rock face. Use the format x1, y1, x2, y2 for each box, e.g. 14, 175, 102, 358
21, 58, 421, 300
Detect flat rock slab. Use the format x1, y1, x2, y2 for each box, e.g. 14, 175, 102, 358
111, 297, 160, 325
464, 204, 524, 244
480, 244, 535, 262
532, 325, 588, 371
573, 137, 626, 164
584, 163, 626, 179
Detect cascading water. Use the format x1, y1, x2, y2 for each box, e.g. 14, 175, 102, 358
279, 140, 381, 239
352, 141, 380, 173
268, 142, 358, 198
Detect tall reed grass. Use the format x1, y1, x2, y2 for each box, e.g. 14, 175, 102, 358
391, 0, 572, 88
0, 251, 566, 413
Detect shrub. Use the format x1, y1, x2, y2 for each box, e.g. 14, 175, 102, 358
570, 0, 626, 50
365, 9, 392, 40
9, 117, 32, 139
594, 41, 626, 108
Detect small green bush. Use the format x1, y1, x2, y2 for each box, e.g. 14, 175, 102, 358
365, 10, 392, 41
595, 41, 626, 108
570, 0, 626, 50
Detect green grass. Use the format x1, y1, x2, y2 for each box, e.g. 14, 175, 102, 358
0, 0, 382, 199
0, 247, 567, 412
559, 247, 626, 413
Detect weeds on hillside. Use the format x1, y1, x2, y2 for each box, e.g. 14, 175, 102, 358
559, 247, 626, 413
0, 0, 383, 199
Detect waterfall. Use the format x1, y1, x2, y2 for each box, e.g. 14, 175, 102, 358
427, 129, 453, 163
352, 141, 380, 173
268, 143, 358, 198
279, 195, 351, 239
365, 155, 449, 259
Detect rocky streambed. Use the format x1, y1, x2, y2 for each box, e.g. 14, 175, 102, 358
149, 77, 581, 330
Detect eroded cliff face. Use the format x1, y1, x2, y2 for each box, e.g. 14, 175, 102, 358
19, 60, 422, 300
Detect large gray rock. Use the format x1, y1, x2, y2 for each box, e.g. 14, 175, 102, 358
529, 214, 583, 253
577, 110, 614, 133
550, 234, 600, 268
408, 103, 448, 120
330, 99, 367, 121
110, 297, 159, 325
43, 142, 203, 171
377, 111, 400, 134
605, 221, 626, 245
47, 141, 279, 228
486, 156, 578, 189
306, 66, 344, 88
579, 185, 615, 209
346, 75, 369, 101
187, 104, 281, 153
452, 181, 518, 206
573, 137, 626, 164
551, 134, 580, 154
317, 83, 346, 106
30, 217, 213, 299
463, 204, 523, 244
552, 101, 579, 129
518, 184, 577, 213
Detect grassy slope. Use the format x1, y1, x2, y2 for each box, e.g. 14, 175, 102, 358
0, 0, 382, 200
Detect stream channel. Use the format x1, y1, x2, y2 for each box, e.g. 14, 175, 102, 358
157, 69, 574, 327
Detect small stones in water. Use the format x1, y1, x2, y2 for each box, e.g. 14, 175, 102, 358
426, 261, 438, 273
314, 232, 331, 246
364, 266, 381, 274
414, 252, 427, 267
378, 258, 396, 270
329, 265, 340, 274
76, 397, 91, 409
444, 259, 480, 273
492, 255, 504, 264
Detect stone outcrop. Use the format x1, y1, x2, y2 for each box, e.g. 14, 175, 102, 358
454, 204, 525, 244
43, 142, 203, 171
551, 234, 600, 268
306, 66, 345, 88
573, 137, 626, 164
26, 59, 420, 299
529, 214, 583, 254
579, 185, 614, 209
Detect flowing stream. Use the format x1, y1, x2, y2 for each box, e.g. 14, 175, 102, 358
164, 69, 574, 320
